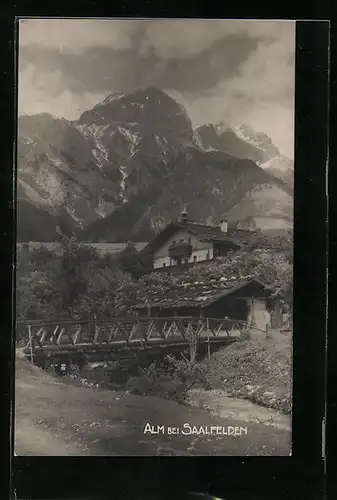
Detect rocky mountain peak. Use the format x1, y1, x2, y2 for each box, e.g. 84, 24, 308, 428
232, 124, 279, 157
17, 87, 293, 242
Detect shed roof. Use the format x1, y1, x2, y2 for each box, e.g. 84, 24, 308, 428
133, 277, 269, 310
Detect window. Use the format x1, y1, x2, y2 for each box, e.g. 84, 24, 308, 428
177, 258, 182, 265
163, 262, 166, 267
193, 255, 197, 262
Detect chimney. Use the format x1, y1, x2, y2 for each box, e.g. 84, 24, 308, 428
180, 207, 188, 223
220, 220, 228, 234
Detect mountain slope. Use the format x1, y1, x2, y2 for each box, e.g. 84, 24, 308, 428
17, 88, 194, 240
195, 122, 294, 188
17, 87, 293, 242
81, 148, 293, 242
18, 113, 121, 229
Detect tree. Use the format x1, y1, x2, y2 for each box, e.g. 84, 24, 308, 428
116, 243, 153, 279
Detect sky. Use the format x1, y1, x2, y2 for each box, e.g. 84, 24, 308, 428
18, 19, 295, 159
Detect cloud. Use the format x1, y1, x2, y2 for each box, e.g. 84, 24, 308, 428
19, 32, 258, 95
19, 18, 294, 59
141, 19, 294, 59
18, 61, 106, 118
18, 19, 295, 158
19, 18, 141, 53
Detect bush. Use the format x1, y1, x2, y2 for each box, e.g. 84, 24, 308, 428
127, 373, 189, 404
126, 354, 211, 404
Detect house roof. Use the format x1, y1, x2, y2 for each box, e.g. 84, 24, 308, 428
142, 219, 253, 254
133, 277, 270, 310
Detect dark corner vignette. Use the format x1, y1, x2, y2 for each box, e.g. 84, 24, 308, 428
9, 16, 329, 500
1, 7, 16, 500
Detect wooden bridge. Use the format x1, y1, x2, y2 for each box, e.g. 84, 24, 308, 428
18, 316, 247, 365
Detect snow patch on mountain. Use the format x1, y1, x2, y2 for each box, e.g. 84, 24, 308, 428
64, 205, 83, 227
259, 155, 294, 186
76, 123, 111, 169
92, 149, 102, 168
119, 165, 128, 203
117, 126, 139, 145
95, 200, 112, 218
154, 135, 168, 148
261, 155, 293, 172
131, 102, 145, 109
117, 126, 140, 157
232, 124, 271, 150
101, 92, 125, 105
22, 137, 36, 146
214, 121, 230, 135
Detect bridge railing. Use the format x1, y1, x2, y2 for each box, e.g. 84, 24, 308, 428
17, 316, 248, 353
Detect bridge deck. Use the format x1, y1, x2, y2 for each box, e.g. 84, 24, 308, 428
18, 316, 247, 361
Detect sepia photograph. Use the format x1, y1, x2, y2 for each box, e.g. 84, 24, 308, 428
15, 18, 294, 456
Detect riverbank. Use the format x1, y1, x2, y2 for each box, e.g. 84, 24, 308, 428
186, 389, 291, 431
198, 330, 292, 414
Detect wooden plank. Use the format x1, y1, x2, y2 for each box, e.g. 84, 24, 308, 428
73, 326, 82, 344
40, 327, 47, 344
151, 319, 166, 340
115, 322, 131, 343
107, 325, 118, 343
208, 325, 217, 337
196, 322, 205, 338
127, 322, 137, 341
161, 321, 168, 339
214, 322, 224, 336
65, 326, 76, 345
136, 318, 144, 340
31, 327, 43, 348
99, 325, 110, 344
145, 320, 156, 341
175, 319, 187, 340
28, 325, 34, 361
49, 326, 59, 345
56, 328, 65, 345
93, 325, 100, 344
129, 323, 139, 341
164, 320, 176, 339
137, 319, 149, 340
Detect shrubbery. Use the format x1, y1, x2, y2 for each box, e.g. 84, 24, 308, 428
126, 355, 212, 404
16, 231, 293, 329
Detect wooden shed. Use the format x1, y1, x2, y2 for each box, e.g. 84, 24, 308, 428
134, 278, 273, 331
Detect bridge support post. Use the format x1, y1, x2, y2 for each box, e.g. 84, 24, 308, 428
28, 325, 34, 363
207, 336, 211, 360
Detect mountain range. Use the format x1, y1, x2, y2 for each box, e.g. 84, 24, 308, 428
17, 87, 294, 242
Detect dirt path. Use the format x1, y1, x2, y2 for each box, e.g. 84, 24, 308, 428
15, 358, 291, 456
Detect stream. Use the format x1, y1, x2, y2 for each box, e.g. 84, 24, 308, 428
16, 352, 291, 455
75, 361, 291, 432
186, 388, 291, 431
